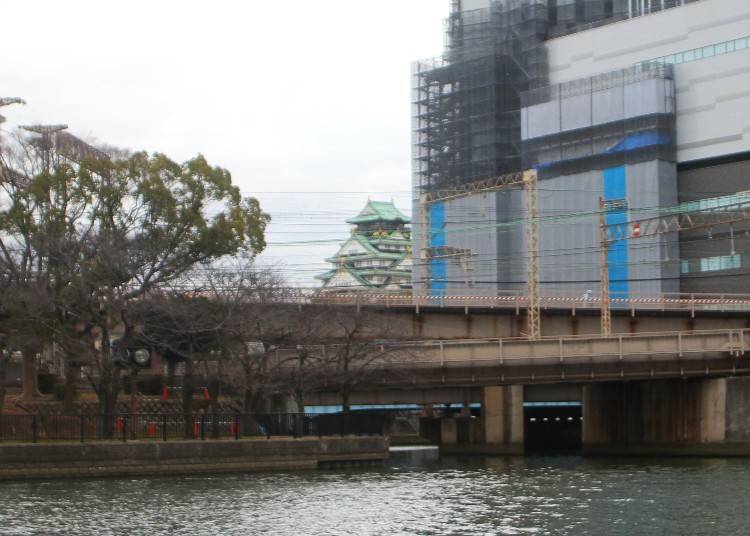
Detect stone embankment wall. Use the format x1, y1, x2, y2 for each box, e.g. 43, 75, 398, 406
0, 436, 388, 480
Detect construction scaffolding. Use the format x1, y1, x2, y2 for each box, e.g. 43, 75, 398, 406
412, 0, 699, 199
412, 0, 550, 198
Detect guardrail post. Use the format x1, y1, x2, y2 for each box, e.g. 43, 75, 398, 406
122, 416, 127, 443
162, 415, 168, 442
234, 414, 240, 440
200, 415, 206, 441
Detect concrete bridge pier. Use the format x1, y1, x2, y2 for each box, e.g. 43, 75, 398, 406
582, 377, 750, 456
436, 385, 524, 455
481, 386, 524, 454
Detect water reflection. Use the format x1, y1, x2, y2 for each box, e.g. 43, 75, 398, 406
1, 455, 748, 535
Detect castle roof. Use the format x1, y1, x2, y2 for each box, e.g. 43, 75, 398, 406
346, 200, 410, 225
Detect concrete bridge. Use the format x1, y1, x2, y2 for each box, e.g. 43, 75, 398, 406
376, 329, 750, 456
307, 291, 750, 341
295, 292, 750, 456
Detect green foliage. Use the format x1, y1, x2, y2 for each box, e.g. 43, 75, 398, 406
0, 146, 270, 306
0, 133, 270, 414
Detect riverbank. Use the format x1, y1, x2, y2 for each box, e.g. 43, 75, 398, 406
0, 436, 388, 480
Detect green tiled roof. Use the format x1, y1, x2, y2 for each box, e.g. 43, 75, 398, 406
325, 252, 405, 264
315, 269, 337, 281
317, 265, 371, 287
346, 200, 411, 224
352, 269, 412, 278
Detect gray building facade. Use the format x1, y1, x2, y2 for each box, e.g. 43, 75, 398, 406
413, 0, 750, 297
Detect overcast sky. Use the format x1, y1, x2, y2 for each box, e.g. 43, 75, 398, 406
1, 0, 449, 285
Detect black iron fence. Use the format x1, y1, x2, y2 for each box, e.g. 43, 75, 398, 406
0, 412, 388, 443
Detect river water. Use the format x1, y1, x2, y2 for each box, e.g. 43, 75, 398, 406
1, 453, 749, 535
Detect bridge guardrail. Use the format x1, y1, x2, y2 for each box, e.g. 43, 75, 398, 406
387, 328, 750, 367
306, 289, 750, 314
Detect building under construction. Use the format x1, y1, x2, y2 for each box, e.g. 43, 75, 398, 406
412, 0, 750, 297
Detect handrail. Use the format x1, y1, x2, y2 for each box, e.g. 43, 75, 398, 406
391, 327, 750, 347
309, 290, 750, 312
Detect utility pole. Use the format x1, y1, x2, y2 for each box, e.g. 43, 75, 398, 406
599, 198, 612, 337
418, 193, 430, 292
20, 124, 68, 173
420, 169, 541, 339
524, 169, 540, 340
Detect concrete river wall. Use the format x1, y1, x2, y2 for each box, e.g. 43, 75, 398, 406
0, 436, 389, 480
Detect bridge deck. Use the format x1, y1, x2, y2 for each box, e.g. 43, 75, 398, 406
314, 292, 750, 316
375, 329, 750, 386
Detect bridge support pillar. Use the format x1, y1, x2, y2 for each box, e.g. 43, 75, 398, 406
581, 377, 750, 456
440, 418, 458, 445
482, 385, 524, 454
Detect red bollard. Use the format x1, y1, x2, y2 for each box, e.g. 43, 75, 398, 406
203, 387, 210, 401
147, 422, 157, 437
229, 422, 237, 437
193, 421, 200, 438
114, 417, 123, 433
162, 386, 170, 400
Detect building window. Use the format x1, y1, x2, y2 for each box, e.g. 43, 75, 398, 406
640, 35, 750, 69
681, 254, 743, 274
683, 192, 750, 213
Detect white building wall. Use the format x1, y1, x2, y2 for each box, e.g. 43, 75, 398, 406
460, 0, 491, 11
546, 0, 750, 163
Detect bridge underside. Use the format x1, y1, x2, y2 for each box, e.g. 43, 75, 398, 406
361, 377, 750, 457
369, 356, 750, 390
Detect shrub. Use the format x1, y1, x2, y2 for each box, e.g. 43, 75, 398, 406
37, 373, 57, 395
52, 383, 67, 401
124, 375, 165, 396
138, 375, 165, 396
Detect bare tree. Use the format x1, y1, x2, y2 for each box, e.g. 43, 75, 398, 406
136, 290, 228, 438
318, 308, 407, 414
205, 265, 292, 414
